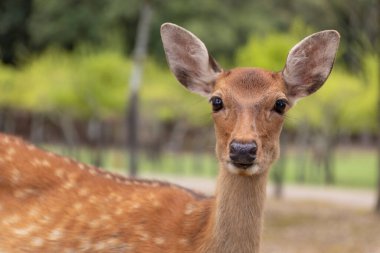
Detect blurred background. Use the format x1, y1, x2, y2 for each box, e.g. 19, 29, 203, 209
0, 0, 379, 252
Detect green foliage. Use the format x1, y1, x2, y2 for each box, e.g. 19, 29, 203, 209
288, 54, 378, 134
0, 48, 130, 119
1, 0, 378, 72
0, 64, 17, 107
0, 29, 377, 132
236, 32, 298, 71
0, 48, 212, 126
70, 50, 130, 118
140, 60, 211, 126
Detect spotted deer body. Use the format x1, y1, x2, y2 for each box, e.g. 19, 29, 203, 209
0, 23, 339, 253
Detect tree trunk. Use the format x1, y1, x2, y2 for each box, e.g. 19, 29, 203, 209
126, 1, 153, 177
321, 107, 337, 185
2, 109, 15, 134
323, 135, 335, 185
30, 114, 44, 144
59, 115, 78, 157
166, 119, 188, 153
87, 118, 104, 167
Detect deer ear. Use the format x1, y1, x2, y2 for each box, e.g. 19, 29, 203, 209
283, 30, 340, 102
161, 23, 222, 97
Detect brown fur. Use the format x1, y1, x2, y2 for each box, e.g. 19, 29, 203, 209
0, 133, 213, 252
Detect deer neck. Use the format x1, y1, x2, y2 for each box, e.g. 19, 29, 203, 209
203, 167, 268, 253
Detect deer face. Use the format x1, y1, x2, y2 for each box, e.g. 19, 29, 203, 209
211, 68, 287, 175
161, 23, 340, 176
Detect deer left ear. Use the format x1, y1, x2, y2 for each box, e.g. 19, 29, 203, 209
283, 30, 340, 102
161, 23, 222, 97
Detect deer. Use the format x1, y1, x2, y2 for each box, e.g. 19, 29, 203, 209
0, 23, 339, 253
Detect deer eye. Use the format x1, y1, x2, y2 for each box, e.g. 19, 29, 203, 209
273, 99, 288, 114
210, 96, 224, 112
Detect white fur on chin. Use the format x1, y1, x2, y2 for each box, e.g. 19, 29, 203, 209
226, 163, 263, 176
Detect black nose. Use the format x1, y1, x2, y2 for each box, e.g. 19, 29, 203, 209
229, 141, 257, 168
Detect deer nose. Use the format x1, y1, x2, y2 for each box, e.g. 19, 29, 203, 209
229, 141, 257, 168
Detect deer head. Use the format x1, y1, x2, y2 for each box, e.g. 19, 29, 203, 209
161, 23, 340, 177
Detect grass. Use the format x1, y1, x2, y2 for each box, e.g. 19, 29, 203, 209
47, 145, 377, 189
280, 148, 377, 188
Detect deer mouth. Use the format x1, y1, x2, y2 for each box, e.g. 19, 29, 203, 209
225, 160, 262, 176
232, 162, 254, 169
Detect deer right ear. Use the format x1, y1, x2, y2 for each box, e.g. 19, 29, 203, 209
160, 23, 222, 97
282, 30, 340, 103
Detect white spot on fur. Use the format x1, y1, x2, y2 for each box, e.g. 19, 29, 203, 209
11, 169, 21, 184
41, 159, 51, 167
7, 147, 16, 156
2, 214, 20, 225
48, 229, 63, 240
114, 208, 123, 215
132, 203, 141, 209
31, 237, 44, 247
2, 136, 10, 143
151, 182, 160, 187
74, 203, 82, 210
100, 214, 111, 221
55, 169, 65, 179
79, 238, 92, 250
153, 200, 161, 207
78, 164, 85, 170
106, 238, 120, 246
137, 231, 150, 241
63, 181, 76, 190
13, 225, 38, 236
88, 168, 97, 175
184, 203, 196, 215
142, 181, 150, 187
27, 144, 36, 150
179, 238, 189, 245
89, 196, 97, 204
31, 158, 41, 167
154, 237, 165, 245
40, 215, 51, 224
78, 188, 89, 196
28, 207, 40, 217
14, 188, 37, 199
89, 220, 101, 228
94, 241, 106, 250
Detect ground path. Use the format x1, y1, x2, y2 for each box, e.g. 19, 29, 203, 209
142, 174, 377, 209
